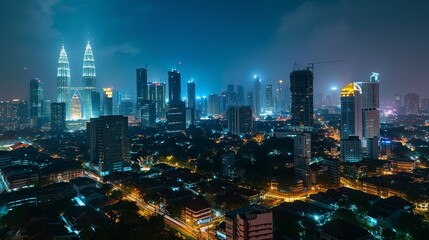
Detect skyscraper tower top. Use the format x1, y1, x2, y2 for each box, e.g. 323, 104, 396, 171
340, 82, 362, 97
57, 45, 70, 78
83, 41, 96, 78
57, 44, 71, 120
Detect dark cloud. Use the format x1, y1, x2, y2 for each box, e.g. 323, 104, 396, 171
0, 0, 428, 103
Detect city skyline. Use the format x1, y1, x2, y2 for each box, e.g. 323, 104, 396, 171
1, 0, 429, 102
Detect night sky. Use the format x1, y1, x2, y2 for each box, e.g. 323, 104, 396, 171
1, 0, 428, 103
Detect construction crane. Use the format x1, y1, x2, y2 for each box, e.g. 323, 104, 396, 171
293, 60, 342, 71
307, 60, 342, 72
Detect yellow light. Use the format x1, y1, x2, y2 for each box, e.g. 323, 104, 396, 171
103, 88, 113, 98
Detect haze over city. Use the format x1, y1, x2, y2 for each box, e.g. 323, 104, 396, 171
1, 1, 429, 240
1, 0, 429, 101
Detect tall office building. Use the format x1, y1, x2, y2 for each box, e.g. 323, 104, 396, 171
91, 91, 101, 118
167, 70, 186, 135
340, 83, 363, 162
227, 106, 253, 135
147, 82, 166, 118
29, 78, 44, 118
102, 88, 113, 116
356, 73, 380, 158
226, 84, 236, 108
253, 75, 261, 116
51, 102, 66, 132
136, 68, 148, 105
168, 70, 181, 102
140, 100, 156, 128
87, 116, 129, 176
82, 41, 97, 119
166, 101, 186, 136
265, 84, 273, 112
70, 90, 83, 120
187, 80, 196, 108
247, 91, 253, 109
41, 100, 51, 118
208, 94, 220, 115
236, 85, 244, 107
225, 205, 273, 240
57, 45, 71, 120
405, 93, 420, 115
290, 69, 313, 130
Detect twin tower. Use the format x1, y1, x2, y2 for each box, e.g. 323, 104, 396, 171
57, 41, 98, 120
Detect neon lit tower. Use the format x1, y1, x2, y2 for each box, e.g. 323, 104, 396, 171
82, 41, 96, 119
57, 45, 71, 120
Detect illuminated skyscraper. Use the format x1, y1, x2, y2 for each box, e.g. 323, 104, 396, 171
167, 70, 186, 136
187, 80, 195, 109
29, 78, 44, 118
103, 88, 113, 116
340, 82, 363, 162
168, 70, 181, 102
82, 41, 97, 119
57, 45, 71, 120
253, 75, 261, 116
357, 73, 380, 159
71, 90, 83, 120
136, 68, 148, 102
290, 69, 313, 130
147, 82, 166, 118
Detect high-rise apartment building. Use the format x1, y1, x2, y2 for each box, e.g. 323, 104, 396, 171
87, 116, 129, 176
290, 69, 313, 130
56, 45, 71, 120
227, 106, 253, 135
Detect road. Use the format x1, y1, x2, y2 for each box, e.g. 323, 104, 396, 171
84, 171, 198, 239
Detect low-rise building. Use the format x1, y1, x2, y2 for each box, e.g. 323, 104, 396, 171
225, 205, 273, 240
182, 197, 212, 228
